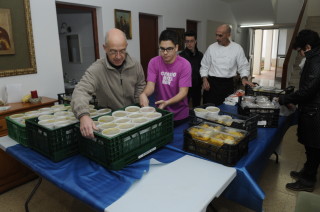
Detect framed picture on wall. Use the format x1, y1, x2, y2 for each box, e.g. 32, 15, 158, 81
0, 0, 37, 77
166, 27, 185, 51
114, 9, 132, 39
0, 8, 15, 55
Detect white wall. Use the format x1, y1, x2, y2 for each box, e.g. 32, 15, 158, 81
278, 29, 287, 55
276, 0, 303, 24
306, 0, 320, 16
253, 30, 263, 75
0, 0, 234, 101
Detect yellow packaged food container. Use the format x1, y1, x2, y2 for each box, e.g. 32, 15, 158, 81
188, 126, 213, 141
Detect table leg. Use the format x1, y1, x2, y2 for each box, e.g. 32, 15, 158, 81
206, 200, 219, 212
25, 177, 42, 212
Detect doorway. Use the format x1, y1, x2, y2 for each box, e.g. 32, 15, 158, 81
250, 28, 292, 89
186, 20, 198, 35
251, 28, 281, 88
139, 13, 158, 79
56, 3, 99, 94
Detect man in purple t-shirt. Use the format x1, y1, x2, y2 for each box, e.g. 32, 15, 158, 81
139, 29, 192, 126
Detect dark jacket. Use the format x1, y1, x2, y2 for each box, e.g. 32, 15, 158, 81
179, 47, 203, 87
280, 47, 320, 147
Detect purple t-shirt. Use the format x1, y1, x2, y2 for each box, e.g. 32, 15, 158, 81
147, 55, 192, 120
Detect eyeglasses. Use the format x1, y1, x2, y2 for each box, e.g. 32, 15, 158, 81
108, 49, 127, 56
159, 47, 175, 53
185, 40, 195, 43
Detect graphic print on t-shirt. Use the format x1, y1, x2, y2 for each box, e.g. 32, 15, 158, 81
161, 71, 177, 85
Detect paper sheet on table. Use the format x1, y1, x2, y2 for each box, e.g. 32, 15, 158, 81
5, 84, 22, 103
106, 155, 236, 212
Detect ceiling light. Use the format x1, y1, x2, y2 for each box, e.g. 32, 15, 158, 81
239, 23, 274, 28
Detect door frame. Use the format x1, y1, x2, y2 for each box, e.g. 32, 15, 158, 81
56, 3, 100, 60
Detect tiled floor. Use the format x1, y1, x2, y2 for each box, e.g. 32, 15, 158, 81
252, 68, 283, 88
1, 125, 319, 212
209, 125, 320, 212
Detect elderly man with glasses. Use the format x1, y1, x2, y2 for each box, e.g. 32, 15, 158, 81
200, 24, 254, 106
72, 28, 146, 138
139, 29, 192, 127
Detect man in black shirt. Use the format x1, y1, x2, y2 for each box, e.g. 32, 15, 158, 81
179, 31, 203, 107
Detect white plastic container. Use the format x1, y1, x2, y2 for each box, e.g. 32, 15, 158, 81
93, 121, 100, 127
54, 120, 71, 128
38, 119, 55, 129
97, 108, 111, 115
145, 112, 162, 120
205, 106, 220, 119
194, 108, 208, 119
98, 122, 118, 130
9, 113, 25, 122
38, 114, 55, 121
114, 118, 131, 124
128, 113, 144, 119
25, 111, 39, 117
112, 111, 128, 119
54, 111, 70, 117
102, 128, 120, 137
125, 106, 140, 113
98, 115, 115, 124
132, 117, 149, 126
139, 106, 156, 114
118, 123, 136, 132
51, 104, 67, 112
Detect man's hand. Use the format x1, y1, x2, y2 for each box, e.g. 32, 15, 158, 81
286, 103, 296, 110
139, 93, 149, 107
202, 77, 210, 91
155, 100, 168, 109
79, 115, 98, 139
241, 77, 255, 87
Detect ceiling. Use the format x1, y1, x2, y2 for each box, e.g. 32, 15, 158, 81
220, 0, 302, 27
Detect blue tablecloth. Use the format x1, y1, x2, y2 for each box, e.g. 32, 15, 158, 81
162, 104, 296, 212
7, 144, 186, 211
6, 104, 296, 212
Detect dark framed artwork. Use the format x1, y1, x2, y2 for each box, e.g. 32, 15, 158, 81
0, 0, 37, 77
0, 9, 15, 55
114, 9, 132, 39
167, 27, 185, 51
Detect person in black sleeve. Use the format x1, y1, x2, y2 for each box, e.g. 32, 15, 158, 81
279, 29, 320, 192
179, 31, 203, 107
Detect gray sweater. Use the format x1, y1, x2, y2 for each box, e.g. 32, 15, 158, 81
71, 54, 146, 118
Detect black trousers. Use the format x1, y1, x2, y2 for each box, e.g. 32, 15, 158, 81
302, 146, 320, 182
203, 76, 234, 106
188, 84, 202, 107
174, 117, 189, 128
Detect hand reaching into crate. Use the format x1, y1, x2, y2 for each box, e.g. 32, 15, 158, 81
80, 115, 98, 138
139, 93, 149, 107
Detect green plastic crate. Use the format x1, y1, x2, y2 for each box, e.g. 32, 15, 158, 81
78, 108, 174, 170
6, 117, 29, 147
25, 117, 79, 162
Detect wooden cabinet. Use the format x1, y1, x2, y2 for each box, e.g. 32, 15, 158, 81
0, 97, 57, 193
